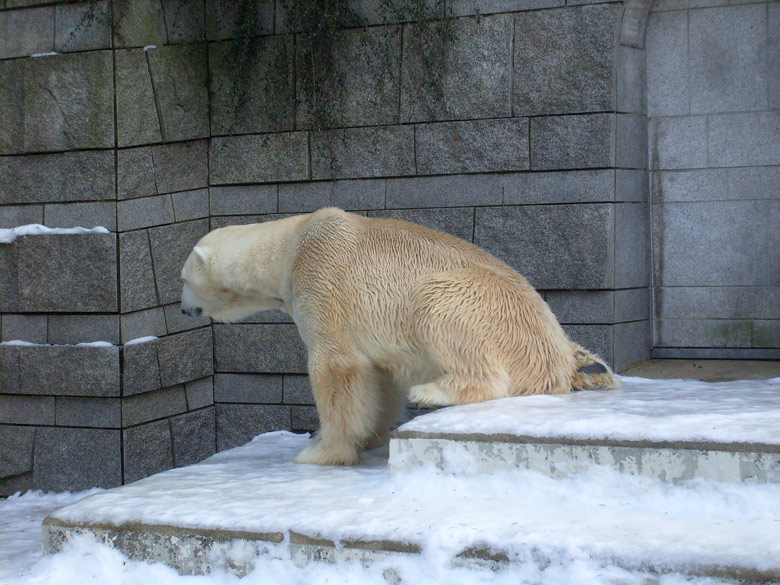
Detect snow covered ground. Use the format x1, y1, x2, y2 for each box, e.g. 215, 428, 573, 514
2, 377, 779, 585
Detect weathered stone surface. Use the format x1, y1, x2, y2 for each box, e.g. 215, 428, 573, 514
291, 406, 319, 433
55, 0, 111, 53
648, 116, 708, 170
205, 0, 273, 40
0, 246, 19, 313
185, 377, 214, 410
44, 202, 117, 231
115, 48, 163, 147
112, 0, 167, 47
0, 150, 115, 204
148, 219, 209, 305
614, 320, 650, 371
0, 204, 43, 228
210, 133, 309, 184
55, 397, 122, 428
121, 307, 167, 343
707, 112, 780, 167
616, 114, 648, 170
279, 180, 384, 213
214, 374, 283, 403
210, 36, 294, 135
172, 189, 209, 222
123, 420, 173, 483
0, 6, 53, 59
513, 4, 618, 116
401, 14, 512, 122
1, 314, 47, 343
385, 174, 501, 209
296, 25, 401, 128
770, 3, 780, 110
659, 287, 780, 321
530, 114, 614, 170
145, 44, 209, 142
123, 385, 188, 427
210, 185, 278, 215
16, 233, 117, 312
171, 408, 216, 468
118, 140, 208, 200
367, 207, 475, 242
615, 203, 648, 289
34, 427, 121, 491
282, 375, 314, 405
0, 395, 55, 425
156, 328, 214, 388
163, 0, 205, 43
117, 194, 175, 231
474, 204, 614, 289
0, 425, 35, 482
0, 345, 20, 393
657, 319, 751, 348
545, 291, 613, 324
615, 169, 647, 203
689, 4, 767, 115
645, 11, 689, 117
502, 170, 613, 205
752, 320, 780, 349
0, 51, 114, 155
122, 338, 162, 396
656, 201, 780, 287
19, 344, 120, 397
215, 404, 290, 451
119, 230, 158, 313
616, 45, 646, 115
614, 288, 650, 323
448, 0, 564, 16
214, 324, 307, 374
311, 126, 414, 180
48, 314, 120, 345
415, 119, 529, 175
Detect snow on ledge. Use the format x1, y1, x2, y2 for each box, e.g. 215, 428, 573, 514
1, 340, 115, 348
124, 336, 159, 346
0, 225, 110, 244
31, 52, 59, 58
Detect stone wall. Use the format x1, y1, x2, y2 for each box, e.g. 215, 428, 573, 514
645, 0, 780, 358
0, 0, 655, 494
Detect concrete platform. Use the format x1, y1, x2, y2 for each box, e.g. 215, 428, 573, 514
43, 377, 780, 582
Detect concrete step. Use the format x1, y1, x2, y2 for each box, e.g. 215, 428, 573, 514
44, 424, 780, 582
391, 376, 780, 483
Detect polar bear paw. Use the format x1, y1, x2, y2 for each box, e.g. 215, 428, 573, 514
408, 382, 456, 406
294, 438, 361, 466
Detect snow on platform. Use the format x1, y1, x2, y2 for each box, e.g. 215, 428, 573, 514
390, 376, 780, 482
44, 377, 780, 583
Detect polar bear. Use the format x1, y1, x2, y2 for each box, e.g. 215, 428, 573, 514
181, 208, 618, 465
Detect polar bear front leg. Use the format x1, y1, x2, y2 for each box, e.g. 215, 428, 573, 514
294, 352, 382, 466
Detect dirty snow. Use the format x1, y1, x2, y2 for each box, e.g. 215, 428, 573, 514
0, 225, 109, 244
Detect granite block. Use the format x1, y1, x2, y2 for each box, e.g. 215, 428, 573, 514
0, 345, 20, 393
44, 202, 117, 231
210, 133, 309, 184
115, 48, 163, 147
112, 0, 167, 47
19, 344, 120, 397
657, 319, 751, 348
474, 204, 614, 289
215, 403, 290, 451
0, 205, 43, 228
0, 150, 115, 204
278, 180, 384, 213
752, 320, 780, 349
282, 375, 314, 405
163, 0, 205, 43
214, 373, 283, 403
615, 203, 648, 289
648, 116, 708, 170
513, 4, 619, 116
209, 185, 278, 216
0, 6, 53, 59
123, 419, 173, 483
117, 194, 175, 231
171, 407, 216, 468
209, 35, 294, 135
614, 288, 650, 323
448, 0, 563, 16
310, 126, 414, 180
291, 405, 319, 433
0, 395, 55, 425
156, 328, 214, 388
122, 385, 188, 427
545, 291, 613, 324
385, 174, 501, 209
122, 337, 161, 396
48, 314, 120, 345
119, 230, 159, 313
562, 324, 613, 365
615, 169, 647, 203
172, 189, 209, 222
401, 14, 512, 122
616, 45, 646, 115
1, 314, 47, 343
530, 114, 614, 170
415, 118, 529, 175
616, 114, 647, 170
645, 11, 689, 117
118, 140, 209, 200
658, 286, 780, 320
55, 397, 121, 428
613, 320, 650, 371
163, 302, 211, 335
502, 170, 613, 205
0, 425, 35, 481
185, 377, 214, 410
120, 308, 167, 343
34, 427, 121, 491
213, 324, 307, 374
16, 233, 118, 312
707, 112, 780, 167
55, 0, 111, 53
205, 0, 273, 40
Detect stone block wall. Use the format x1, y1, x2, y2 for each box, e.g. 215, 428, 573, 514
1, 0, 658, 493
645, 0, 780, 358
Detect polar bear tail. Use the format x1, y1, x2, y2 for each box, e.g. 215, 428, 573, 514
570, 342, 621, 391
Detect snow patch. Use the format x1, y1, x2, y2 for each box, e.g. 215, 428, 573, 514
31, 52, 59, 58
1, 340, 116, 347
124, 336, 159, 346
144, 45, 158, 51
0, 224, 110, 244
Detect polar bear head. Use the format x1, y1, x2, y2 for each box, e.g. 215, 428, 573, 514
180, 222, 295, 323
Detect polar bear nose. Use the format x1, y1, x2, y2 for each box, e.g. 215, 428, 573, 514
181, 307, 202, 317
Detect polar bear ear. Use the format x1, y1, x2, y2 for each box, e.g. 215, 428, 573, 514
192, 246, 211, 267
